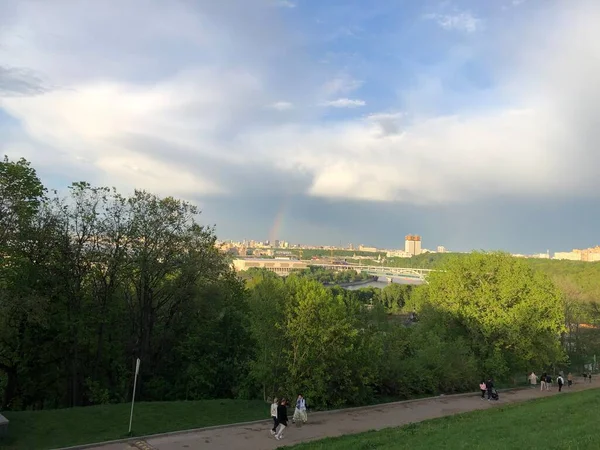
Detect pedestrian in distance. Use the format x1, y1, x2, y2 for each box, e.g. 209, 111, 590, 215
485, 378, 494, 401
292, 394, 308, 424
275, 398, 289, 441
270, 397, 279, 435
567, 373, 573, 388
557, 374, 564, 392
528, 372, 538, 388
588, 373, 592, 383
540, 373, 547, 391
546, 374, 552, 391
479, 380, 487, 399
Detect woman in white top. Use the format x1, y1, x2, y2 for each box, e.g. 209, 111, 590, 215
270, 398, 279, 435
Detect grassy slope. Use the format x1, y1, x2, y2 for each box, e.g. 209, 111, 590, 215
0, 399, 268, 450
289, 388, 600, 450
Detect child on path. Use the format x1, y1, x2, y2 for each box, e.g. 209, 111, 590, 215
292, 394, 308, 424
270, 398, 279, 435
479, 381, 487, 399
275, 398, 289, 441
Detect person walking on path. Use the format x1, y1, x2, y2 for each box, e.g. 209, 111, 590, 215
557, 374, 564, 392
293, 394, 308, 424
541, 373, 547, 391
546, 374, 552, 391
479, 381, 487, 399
270, 398, 279, 435
567, 373, 573, 388
485, 378, 494, 401
588, 373, 592, 383
275, 398, 289, 441
528, 372, 538, 388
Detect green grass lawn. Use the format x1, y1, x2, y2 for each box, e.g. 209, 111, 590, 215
0, 399, 268, 450
288, 388, 600, 450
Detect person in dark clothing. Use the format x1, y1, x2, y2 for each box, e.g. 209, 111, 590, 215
557, 374, 564, 392
485, 379, 494, 401
275, 398, 289, 441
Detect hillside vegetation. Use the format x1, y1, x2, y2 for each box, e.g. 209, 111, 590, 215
371, 252, 600, 303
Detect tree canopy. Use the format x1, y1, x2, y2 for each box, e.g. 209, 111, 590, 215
409, 252, 566, 377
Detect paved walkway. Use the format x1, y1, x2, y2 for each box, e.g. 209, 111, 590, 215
90, 379, 599, 450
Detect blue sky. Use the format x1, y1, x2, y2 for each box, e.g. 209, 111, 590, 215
1, 0, 599, 253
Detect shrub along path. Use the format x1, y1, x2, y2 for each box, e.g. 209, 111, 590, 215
89, 377, 599, 450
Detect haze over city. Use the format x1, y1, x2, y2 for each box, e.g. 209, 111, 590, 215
1, 0, 599, 253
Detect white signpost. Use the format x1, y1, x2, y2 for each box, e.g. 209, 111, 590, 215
128, 358, 141, 435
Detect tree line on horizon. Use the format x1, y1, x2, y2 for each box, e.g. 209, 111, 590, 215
1, 156, 599, 412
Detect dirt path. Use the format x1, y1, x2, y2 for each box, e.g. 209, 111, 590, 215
93, 379, 599, 450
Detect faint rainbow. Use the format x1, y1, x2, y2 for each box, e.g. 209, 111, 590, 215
269, 199, 288, 244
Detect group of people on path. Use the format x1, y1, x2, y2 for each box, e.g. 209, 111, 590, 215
270, 394, 308, 441
528, 371, 591, 392
481, 370, 591, 401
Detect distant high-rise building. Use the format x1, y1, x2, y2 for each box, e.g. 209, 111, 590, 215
437, 246, 446, 253
404, 235, 422, 256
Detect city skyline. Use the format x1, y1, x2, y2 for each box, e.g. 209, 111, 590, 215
218, 234, 599, 261
2, 1, 600, 253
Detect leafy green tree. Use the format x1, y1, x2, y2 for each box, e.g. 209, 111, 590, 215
0, 156, 46, 249
411, 252, 566, 378
0, 156, 49, 409
380, 283, 412, 312
245, 273, 288, 400
284, 278, 378, 407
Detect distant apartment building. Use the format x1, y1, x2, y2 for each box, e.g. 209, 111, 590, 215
232, 258, 308, 276
578, 246, 600, 262
387, 250, 411, 258
437, 246, 446, 253
554, 252, 582, 261
252, 248, 274, 257
553, 246, 600, 262
358, 245, 378, 253
404, 235, 422, 256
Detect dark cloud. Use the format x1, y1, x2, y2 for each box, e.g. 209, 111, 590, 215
0, 66, 49, 97
197, 192, 600, 254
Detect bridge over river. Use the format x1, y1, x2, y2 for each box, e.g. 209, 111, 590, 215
309, 263, 435, 283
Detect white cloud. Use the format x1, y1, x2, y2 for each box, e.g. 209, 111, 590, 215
268, 101, 294, 111
425, 12, 482, 33
322, 98, 366, 108
322, 74, 363, 96
1, 0, 600, 209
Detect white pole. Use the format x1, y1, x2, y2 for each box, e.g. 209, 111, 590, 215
128, 358, 141, 434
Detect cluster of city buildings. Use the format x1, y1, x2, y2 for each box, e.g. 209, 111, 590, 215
217, 235, 448, 259
510, 246, 600, 262
218, 237, 600, 264
552, 246, 600, 262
